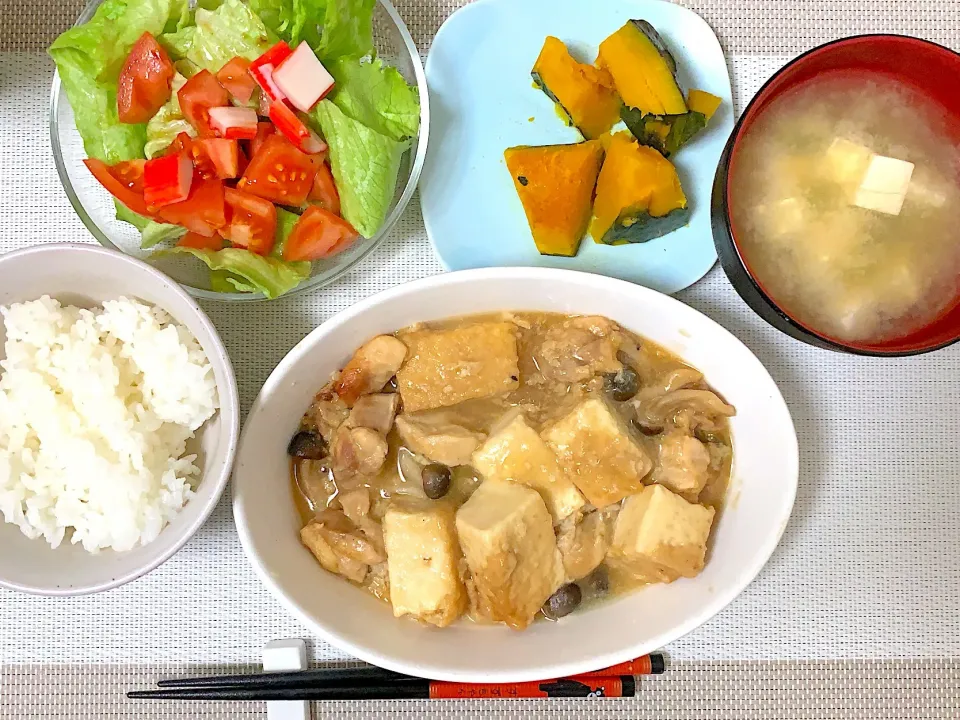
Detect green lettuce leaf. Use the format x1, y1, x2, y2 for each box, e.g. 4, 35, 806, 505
210, 269, 258, 292
144, 73, 194, 158
160, 0, 276, 71
49, 0, 182, 163
316, 0, 375, 61
328, 58, 419, 142
248, 0, 326, 47
114, 202, 150, 230
311, 99, 404, 238
167, 247, 311, 298
271, 207, 301, 258
141, 220, 187, 248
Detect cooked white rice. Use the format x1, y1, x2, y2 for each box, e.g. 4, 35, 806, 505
0, 296, 218, 553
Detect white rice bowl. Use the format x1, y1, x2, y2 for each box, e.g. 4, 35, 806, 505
0, 296, 218, 553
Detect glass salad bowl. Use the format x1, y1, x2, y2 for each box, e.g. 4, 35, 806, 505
50, 0, 428, 302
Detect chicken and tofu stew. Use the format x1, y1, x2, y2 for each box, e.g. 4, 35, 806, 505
289, 312, 734, 630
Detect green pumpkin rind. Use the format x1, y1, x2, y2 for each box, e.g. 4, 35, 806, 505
621, 106, 708, 157
599, 206, 692, 245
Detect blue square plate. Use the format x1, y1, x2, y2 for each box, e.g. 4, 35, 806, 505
420, 0, 733, 294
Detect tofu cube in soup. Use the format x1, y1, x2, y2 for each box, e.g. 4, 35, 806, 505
472, 413, 585, 523
396, 322, 520, 413
382, 501, 466, 628
542, 397, 653, 508
455, 480, 564, 629
609, 484, 715, 583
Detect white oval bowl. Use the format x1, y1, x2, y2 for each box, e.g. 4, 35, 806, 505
0, 243, 239, 596
233, 268, 798, 681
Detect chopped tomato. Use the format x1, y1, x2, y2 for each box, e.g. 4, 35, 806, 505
308, 163, 340, 216
157, 177, 226, 236
249, 41, 292, 103
221, 187, 277, 255
283, 206, 359, 262
166, 131, 195, 156
118, 32, 174, 124
269, 101, 326, 154
195, 138, 240, 179
238, 134, 318, 206
236, 146, 249, 177
208, 106, 258, 140
177, 232, 224, 251
84, 158, 151, 217
109, 159, 146, 194
144, 152, 193, 208
248, 121, 276, 157
216, 57, 257, 104
178, 70, 229, 137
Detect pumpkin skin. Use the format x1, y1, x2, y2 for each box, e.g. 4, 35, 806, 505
620, 107, 707, 157
590, 132, 689, 245
621, 89, 723, 157
505, 140, 605, 257
532, 36, 621, 140
598, 20, 687, 116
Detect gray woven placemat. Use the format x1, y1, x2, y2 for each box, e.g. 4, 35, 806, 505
3, 1, 960, 718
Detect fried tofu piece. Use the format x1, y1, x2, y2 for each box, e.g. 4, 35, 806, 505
382, 500, 466, 627
334, 335, 408, 407
396, 322, 520, 413
455, 480, 564, 629
609, 484, 715, 583
542, 397, 653, 507
471, 413, 585, 523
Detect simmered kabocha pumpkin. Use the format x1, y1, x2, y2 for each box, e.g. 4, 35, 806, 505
590, 132, 689, 245
505, 140, 605, 257
621, 89, 723, 157
598, 20, 687, 116
532, 36, 621, 140
686, 89, 723, 120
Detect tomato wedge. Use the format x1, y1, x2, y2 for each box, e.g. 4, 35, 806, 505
221, 187, 277, 255
118, 32, 174, 124
177, 232, 224, 251
216, 57, 257, 105
166, 131, 195, 156
178, 70, 229, 137
238, 134, 318, 206
84, 158, 151, 217
110, 159, 146, 194
308, 163, 340, 215
156, 177, 226, 236
283, 206, 359, 261
269, 101, 326, 154
144, 152, 193, 208
195, 138, 240, 179
248, 121, 276, 158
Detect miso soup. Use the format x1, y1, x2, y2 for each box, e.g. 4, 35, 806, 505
730, 75, 960, 343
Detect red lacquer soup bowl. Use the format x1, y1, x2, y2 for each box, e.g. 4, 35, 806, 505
711, 35, 960, 356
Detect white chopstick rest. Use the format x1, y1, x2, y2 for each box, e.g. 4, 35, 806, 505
263, 639, 310, 720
